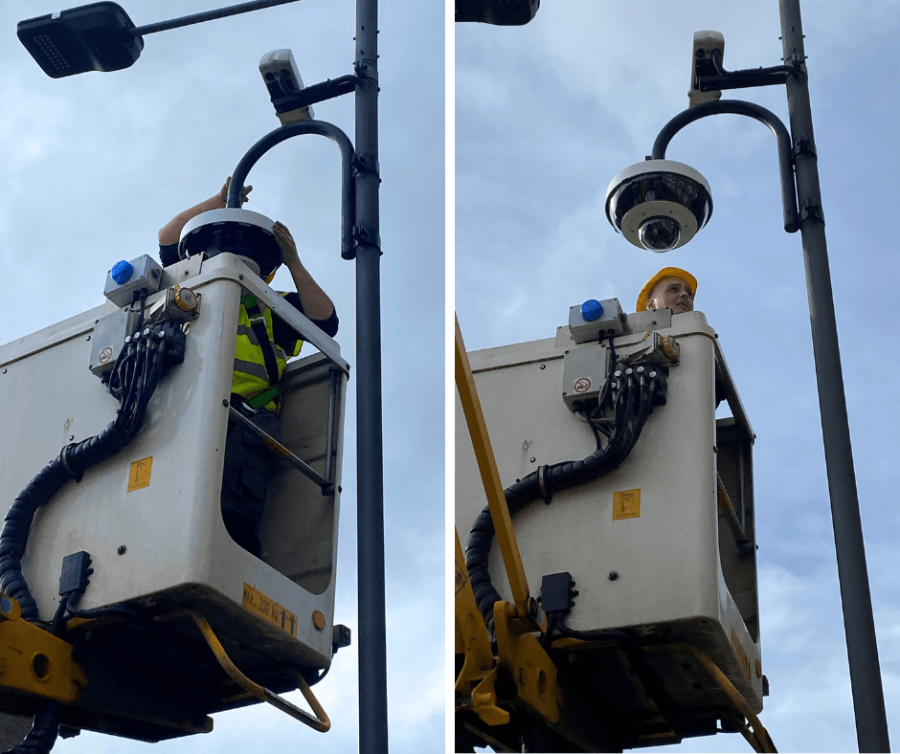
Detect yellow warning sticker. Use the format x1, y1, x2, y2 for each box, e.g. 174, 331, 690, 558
613, 489, 641, 520
127, 456, 153, 492
243, 583, 298, 638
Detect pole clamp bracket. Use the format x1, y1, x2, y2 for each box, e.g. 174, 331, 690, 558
800, 198, 825, 224
353, 153, 381, 178
793, 136, 817, 158
353, 225, 382, 254
354, 59, 379, 82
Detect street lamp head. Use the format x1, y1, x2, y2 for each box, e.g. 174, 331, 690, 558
17, 2, 142, 79
455, 0, 540, 25
605, 159, 713, 252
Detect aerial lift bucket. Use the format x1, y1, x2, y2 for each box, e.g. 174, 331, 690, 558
0, 251, 347, 742
454, 306, 776, 753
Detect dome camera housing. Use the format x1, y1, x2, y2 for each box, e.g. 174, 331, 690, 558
179, 208, 283, 279
605, 160, 713, 252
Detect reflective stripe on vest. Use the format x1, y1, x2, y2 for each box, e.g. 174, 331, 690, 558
232, 294, 303, 411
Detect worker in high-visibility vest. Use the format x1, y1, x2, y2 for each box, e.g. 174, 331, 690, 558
158, 179, 338, 556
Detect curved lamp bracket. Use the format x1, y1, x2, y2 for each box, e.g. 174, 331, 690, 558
651, 100, 799, 234
227, 120, 357, 259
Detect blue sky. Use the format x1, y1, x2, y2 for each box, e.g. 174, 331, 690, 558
456, 2, 899, 752
0, 1, 443, 751
1, 1, 899, 752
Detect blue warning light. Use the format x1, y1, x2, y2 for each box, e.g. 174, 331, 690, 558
581, 299, 604, 322
111, 260, 134, 285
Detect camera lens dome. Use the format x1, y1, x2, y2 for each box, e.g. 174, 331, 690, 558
605, 160, 712, 251
638, 217, 681, 252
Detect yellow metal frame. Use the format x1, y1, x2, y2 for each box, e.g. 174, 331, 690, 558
665, 644, 776, 753
493, 601, 560, 723
454, 529, 509, 726
0, 596, 86, 705
162, 610, 330, 732
455, 316, 541, 627
455, 315, 560, 726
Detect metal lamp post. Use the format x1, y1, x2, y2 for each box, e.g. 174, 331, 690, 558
17, 2, 389, 752
610, 0, 890, 749
777, 3, 888, 750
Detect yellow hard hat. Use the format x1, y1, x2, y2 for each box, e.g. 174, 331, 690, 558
636, 267, 698, 312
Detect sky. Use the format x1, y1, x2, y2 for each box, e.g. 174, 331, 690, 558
0, 1, 443, 752
456, 1, 900, 753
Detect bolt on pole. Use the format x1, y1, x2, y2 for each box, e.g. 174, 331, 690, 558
354, 0, 389, 752
778, 1, 890, 750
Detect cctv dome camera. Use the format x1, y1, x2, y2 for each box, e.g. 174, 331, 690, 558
605, 160, 713, 252
179, 208, 283, 279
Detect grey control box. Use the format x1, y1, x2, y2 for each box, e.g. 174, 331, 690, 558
89, 308, 138, 376
562, 343, 610, 410
103, 255, 163, 308
568, 298, 625, 344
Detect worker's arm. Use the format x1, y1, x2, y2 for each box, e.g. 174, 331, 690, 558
158, 178, 252, 246
273, 221, 335, 322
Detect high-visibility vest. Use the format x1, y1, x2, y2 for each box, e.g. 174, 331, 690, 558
232, 294, 303, 412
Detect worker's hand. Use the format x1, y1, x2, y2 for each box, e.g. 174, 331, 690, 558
219, 177, 253, 204
273, 221, 300, 267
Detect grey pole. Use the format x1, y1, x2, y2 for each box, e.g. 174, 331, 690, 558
779, 1, 890, 750
354, 0, 389, 752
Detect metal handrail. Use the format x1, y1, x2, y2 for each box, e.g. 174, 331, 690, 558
228, 406, 333, 494
187, 611, 331, 732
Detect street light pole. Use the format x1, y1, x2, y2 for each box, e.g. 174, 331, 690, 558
779, 1, 890, 750
353, 1, 389, 753
16, 1, 391, 750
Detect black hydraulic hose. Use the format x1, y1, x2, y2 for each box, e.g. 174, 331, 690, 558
64, 593, 140, 622
465, 371, 657, 637
51, 596, 70, 637
0, 331, 169, 623
8, 702, 60, 754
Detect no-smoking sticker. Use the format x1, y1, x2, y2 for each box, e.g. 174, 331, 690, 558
98, 346, 114, 364
574, 377, 591, 393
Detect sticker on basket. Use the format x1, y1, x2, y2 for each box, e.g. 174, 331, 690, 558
613, 489, 641, 520
127, 456, 153, 492
731, 628, 752, 680
455, 558, 468, 595
243, 583, 298, 638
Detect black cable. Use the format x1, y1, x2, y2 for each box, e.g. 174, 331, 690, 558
0, 325, 178, 754
64, 592, 139, 622
584, 413, 604, 450
465, 357, 660, 638
0, 324, 175, 623
51, 596, 70, 638
538, 614, 558, 650
133, 289, 149, 333
8, 702, 60, 754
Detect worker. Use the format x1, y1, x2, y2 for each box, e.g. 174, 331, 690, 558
158, 178, 339, 557
635, 267, 696, 314
635, 266, 727, 408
